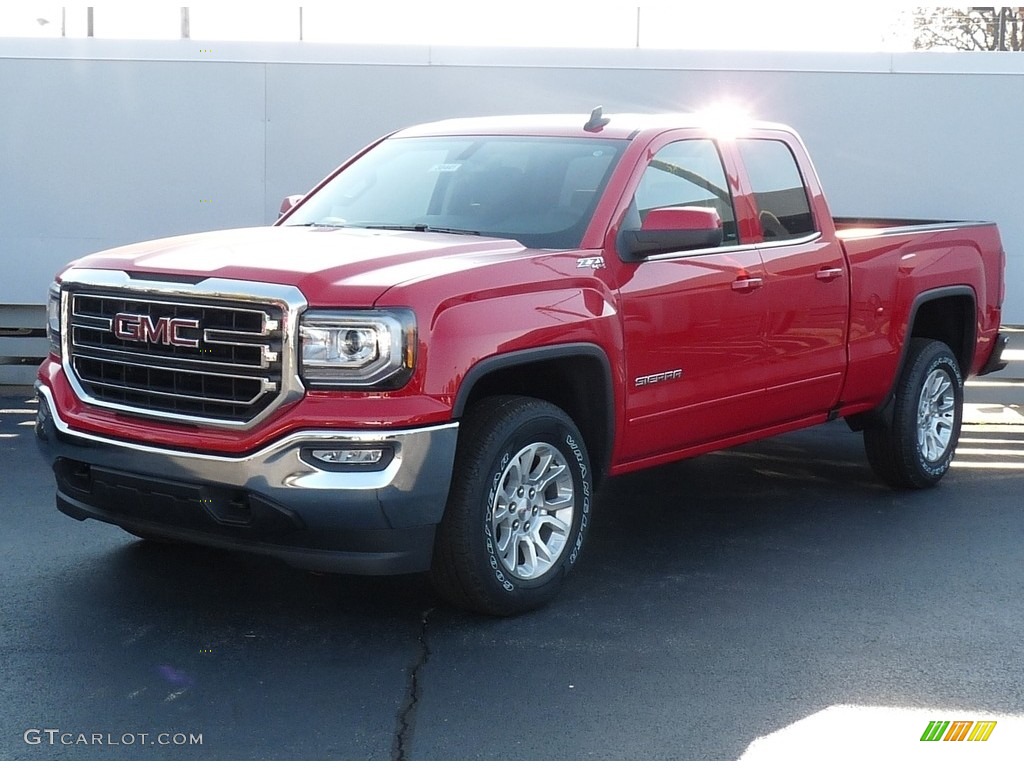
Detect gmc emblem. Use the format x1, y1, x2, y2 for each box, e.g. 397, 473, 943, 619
112, 313, 200, 348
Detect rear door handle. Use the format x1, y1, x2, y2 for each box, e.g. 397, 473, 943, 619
731, 277, 764, 291
815, 267, 844, 281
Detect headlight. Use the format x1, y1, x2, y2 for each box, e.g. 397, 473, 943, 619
46, 282, 61, 358
299, 309, 416, 388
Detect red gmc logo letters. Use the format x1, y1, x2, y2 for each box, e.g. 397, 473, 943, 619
112, 313, 200, 348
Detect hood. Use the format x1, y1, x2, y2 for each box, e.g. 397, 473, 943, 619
71, 226, 529, 306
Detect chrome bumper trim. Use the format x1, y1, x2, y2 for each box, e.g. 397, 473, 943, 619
36, 383, 457, 497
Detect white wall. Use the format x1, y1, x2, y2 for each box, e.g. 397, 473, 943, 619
2, 39, 1023, 373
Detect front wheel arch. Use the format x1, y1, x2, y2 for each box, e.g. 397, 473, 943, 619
451, 344, 615, 484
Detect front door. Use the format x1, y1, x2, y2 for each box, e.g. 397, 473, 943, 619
613, 137, 770, 464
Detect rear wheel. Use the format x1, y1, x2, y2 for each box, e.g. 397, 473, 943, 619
431, 396, 593, 616
864, 338, 963, 489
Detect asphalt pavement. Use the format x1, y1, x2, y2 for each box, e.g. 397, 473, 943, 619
2, 338, 1023, 760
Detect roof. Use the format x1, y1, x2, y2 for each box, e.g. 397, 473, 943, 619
391, 111, 793, 141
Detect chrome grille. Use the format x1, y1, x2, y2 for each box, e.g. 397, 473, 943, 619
67, 291, 286, 423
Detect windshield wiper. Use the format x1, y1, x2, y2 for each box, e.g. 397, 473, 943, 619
360, 223, 482, 236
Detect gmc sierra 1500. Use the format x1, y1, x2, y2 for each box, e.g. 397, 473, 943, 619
35, 110, 1007, 615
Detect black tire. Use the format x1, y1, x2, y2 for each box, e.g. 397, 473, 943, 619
431, 396, 593, 616
864, 338, 964, 489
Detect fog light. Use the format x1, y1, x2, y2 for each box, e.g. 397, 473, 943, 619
311, 448, 383, 465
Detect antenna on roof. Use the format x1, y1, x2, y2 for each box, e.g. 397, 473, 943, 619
583, 106, 611, 133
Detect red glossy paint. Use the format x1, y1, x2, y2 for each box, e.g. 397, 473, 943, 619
642, 206, 722, 232
39, 114, 1005, 482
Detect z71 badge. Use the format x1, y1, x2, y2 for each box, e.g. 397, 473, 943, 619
576, 256, 605, 270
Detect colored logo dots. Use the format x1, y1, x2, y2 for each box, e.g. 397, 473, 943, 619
921, 720, 997, 742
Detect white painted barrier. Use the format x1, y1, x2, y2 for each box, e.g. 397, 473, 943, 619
2, 39, 1022, 382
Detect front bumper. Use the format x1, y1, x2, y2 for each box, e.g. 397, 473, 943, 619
34, 383, 458, 575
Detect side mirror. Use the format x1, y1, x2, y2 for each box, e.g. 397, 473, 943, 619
620, 206, 724, 260
278, 194, 304, 218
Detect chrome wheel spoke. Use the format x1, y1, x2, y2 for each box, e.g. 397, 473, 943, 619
495, 522, 514, 553
520, 537, 539, 576
502, 460, 524, 492
498, 534, 519, 571
541, 492, 574, 513
531, 532, 554, 565
536, 462, 567, 493
492, 489, 513, 523
516, 445, 539, 480
528, 450, 553, 483
930, 375, 951, 403
537, 511, 571, 535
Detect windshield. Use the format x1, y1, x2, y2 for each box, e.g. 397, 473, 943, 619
284, 135, 628, 249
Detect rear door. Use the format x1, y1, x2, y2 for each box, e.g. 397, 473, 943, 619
611, 134, 770, 464
735, 135, 849, 421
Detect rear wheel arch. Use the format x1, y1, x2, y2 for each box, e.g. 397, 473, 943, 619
847, 287, 975, 432
906, 288, 976, 375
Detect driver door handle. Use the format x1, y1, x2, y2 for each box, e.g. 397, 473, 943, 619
731, 277, 764, 291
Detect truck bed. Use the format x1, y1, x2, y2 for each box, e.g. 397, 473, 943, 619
833, 216, 1004, 414
834, 216, 994, 238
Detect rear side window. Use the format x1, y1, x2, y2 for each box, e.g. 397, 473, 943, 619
737, 139, 816, 241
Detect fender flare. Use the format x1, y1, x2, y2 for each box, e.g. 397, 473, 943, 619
848, 286, 975, 430
452, 342, 617, 474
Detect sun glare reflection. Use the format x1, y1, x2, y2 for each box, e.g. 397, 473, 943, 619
739, 705, 1022, 765
695, 102, 753, 140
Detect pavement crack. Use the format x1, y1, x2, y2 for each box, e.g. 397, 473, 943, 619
392, 607, 434, 760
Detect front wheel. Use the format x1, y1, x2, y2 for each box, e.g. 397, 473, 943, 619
864, 338, 964, 489
431, 396, 593, 616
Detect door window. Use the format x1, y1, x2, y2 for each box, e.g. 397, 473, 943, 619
633, 140, 739, 246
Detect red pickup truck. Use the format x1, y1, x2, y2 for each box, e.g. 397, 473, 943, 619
35, 110, 1007, 615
